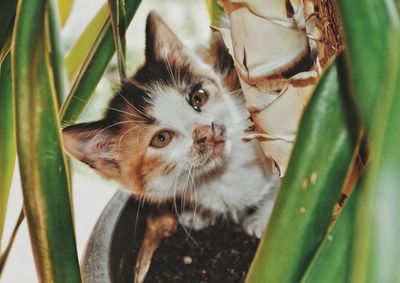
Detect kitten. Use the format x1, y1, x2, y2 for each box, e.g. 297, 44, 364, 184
62, 11, 280, 238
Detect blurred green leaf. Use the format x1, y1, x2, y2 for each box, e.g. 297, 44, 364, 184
0, 209, 24, 276
47, 0, 68, 105
48, 0, 74, 209
350, 28, 400, 283
12, 0, 81, 281
205, 0, 224, 26
0, 210, 24, 277
246, 62, 360, 283
0, 32, 12, 66
64, 4, 109, 83
0, 53, 16, 250
337, 0, 398, 130
0, 0, 18, 53
0, 0, 18, 65
108, 0, 127, 80
60, 0, 142, 125
58, 0, 74, 27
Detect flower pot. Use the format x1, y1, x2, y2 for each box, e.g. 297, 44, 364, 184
82, 191, 259, 283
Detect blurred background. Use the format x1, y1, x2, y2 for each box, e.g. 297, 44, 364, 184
1, 1, 210, 281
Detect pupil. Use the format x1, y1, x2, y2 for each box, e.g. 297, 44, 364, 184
158, 133, 165, 141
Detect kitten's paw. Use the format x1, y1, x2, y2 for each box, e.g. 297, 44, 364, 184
242, 213, 268, 239
243, 189, 278, 238
178, 210, 216, 231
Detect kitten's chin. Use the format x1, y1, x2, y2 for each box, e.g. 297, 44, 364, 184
192, 143, 228, 176
200, 156, 225, 175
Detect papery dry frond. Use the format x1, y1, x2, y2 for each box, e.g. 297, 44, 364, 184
217, 0, 342, 176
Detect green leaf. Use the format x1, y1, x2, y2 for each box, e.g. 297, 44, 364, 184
350, 28, 400, 283
47, 0, 68, 105
108, 0, 127, 80
205, 0, 224, 26
0, 31, 12, 66
0, 0, 18, 65
12, 0, 81, 281
48, 0, 74, 210
0, 53, 16, 250
58, 0, 74, 27
60, 0, 142, 125
0, 0, 18, 54
0, 210, 24, 277
245, 62, 360, 283
337, 0, 398, 130
64, 4, 109, 83
300, 191, 356, 283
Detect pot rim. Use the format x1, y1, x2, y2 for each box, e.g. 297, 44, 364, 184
81, 190, 132, 283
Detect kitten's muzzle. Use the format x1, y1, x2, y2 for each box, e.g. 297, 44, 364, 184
193, 123, 225, 146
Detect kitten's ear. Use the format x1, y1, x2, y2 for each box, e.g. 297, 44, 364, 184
62, 121, 119, 178
145, 11, 186, 62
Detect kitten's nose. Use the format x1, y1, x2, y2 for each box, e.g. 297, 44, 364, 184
193, 123, 225, 144
193, 125, 213, 144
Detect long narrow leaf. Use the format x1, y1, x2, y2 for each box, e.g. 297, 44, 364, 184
47, 0, 74, 209
245, 62, 360, 283
205, 0, 224, 27
108, 0, 127, 80
0, 53, 16, 249
0, 30, 12, 66
0, 210, 24, 277
12, 0, 81, 281
0, 0, 18, 65
300, 191, 356, 283
64, 5, 109, 83
337, 0, 398, 130
350, 29, 400, 283
47, 0, 68, 105
57, 0, 74, 27
60, 0, 142, 125
0, 0, 18, 55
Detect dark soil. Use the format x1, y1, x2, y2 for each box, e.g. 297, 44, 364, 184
110, 199, 259, 283
145, 223, 259, 283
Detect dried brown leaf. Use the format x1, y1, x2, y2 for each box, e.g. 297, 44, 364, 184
134, 207, 177, 283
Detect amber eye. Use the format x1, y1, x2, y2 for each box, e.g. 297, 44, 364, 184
189, 89, 208, 112
150, 130, 173, 148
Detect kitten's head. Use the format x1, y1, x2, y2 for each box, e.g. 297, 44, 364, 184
63, 12, 242, 202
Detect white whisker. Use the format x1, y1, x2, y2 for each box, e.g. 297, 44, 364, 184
92, 120, 136, 141
107, 106, 139, 118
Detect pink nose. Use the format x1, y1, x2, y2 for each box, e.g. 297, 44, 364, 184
193, 125, 213, 144
193, 123, 225, 144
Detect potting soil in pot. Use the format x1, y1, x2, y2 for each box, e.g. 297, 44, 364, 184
113, 216, 259, 283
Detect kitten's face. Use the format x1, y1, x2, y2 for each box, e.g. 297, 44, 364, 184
62, 12, 241, 202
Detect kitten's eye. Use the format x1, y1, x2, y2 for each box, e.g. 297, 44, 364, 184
150, 130, 173, 148
189, 89, 208, 112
